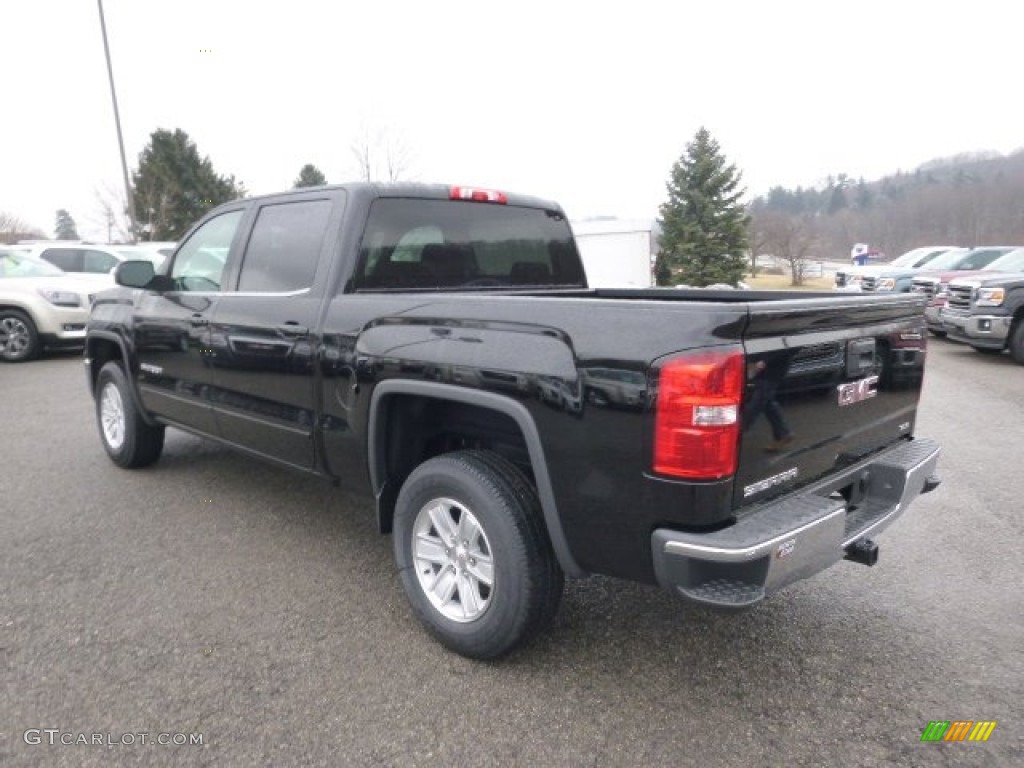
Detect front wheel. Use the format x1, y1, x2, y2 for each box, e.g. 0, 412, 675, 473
0, 309, 40, 362
393, 450, 563, 659
95, 361, 165, 468
1009, 321, 1024, 365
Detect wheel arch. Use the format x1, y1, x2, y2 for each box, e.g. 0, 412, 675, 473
1011, 300, 1024, 325
86, 331, 160, 427
368, 380, 584, 577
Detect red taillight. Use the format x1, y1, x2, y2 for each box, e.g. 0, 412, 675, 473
653, 349, 744, 480
450, 186, 508, 204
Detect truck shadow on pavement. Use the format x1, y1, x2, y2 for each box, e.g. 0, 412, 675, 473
66, 429, 1011, 766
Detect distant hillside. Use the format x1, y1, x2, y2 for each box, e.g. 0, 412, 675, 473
749, 149, 1024, 260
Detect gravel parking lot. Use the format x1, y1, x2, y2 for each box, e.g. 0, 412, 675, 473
2, 340, 1022, 767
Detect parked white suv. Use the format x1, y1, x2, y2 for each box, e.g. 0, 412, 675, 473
12, 241, 173, 277
0, 249, 109, 361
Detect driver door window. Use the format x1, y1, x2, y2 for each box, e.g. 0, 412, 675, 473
170, 210, 244, 292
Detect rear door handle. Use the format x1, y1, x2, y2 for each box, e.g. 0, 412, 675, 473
190, 314, 209, 327
276, 323, 309, 337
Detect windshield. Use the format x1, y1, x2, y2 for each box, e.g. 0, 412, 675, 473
0, 251, 66, 278
984, 248, 1024, 272
921, 247, 976, 270
948, 247, 1015, 271
891, 247, 947, 267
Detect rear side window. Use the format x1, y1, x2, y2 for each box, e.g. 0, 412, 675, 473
237, 200, 332, 293
353, 199, 585, 291
83, 249, 119, 273
40, 248, 83, 272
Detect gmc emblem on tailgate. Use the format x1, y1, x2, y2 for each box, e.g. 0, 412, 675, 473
837, 375, 879, 406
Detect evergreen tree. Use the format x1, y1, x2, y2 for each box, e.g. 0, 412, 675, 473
132, 128, 245, 240
294, 163, 327, 188
54, 209, 79, 240
854, 179, 873, 210
826, 185, 848, 214
657, 127, 749, 286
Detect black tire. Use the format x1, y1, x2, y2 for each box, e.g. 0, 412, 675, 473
1010, 320, 1024, 365
95, 361, 165, 468
0, 309, 40, 362
393, 450, 564, 659
928, 328, 946, 338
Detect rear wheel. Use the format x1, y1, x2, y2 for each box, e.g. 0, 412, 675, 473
0, 310, 40, 362
95, 361, 165, 468
393, 450, 563, 659
1009, 320, 1024, 365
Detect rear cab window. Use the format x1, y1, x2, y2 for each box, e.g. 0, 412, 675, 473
353, 199, 585, 291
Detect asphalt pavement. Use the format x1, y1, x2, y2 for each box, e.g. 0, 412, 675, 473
2, 340, 1021, 767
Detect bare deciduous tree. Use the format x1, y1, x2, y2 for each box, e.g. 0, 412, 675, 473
89, 183, 134, 243
747, 219, 771, 277
350, 126, 413, 183
751, 211, 818, 286
0, 211, 45, 244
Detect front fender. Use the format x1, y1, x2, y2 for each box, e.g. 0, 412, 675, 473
85, 329, 160, 427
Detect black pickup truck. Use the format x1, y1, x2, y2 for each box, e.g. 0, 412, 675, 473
85, 183, 941, 658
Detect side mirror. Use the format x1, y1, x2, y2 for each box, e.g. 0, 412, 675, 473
114, 260, 156, 289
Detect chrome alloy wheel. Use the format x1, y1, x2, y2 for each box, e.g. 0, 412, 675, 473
0, 316, 31, 359
412, 497, 494, 622
99, 381, 126, 451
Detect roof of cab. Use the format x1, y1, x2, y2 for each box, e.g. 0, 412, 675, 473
218, 182, 564, 214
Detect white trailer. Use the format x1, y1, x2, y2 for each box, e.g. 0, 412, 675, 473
570, 219, 656, 289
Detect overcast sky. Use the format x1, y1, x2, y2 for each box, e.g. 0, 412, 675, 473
3, 0, 1021, 240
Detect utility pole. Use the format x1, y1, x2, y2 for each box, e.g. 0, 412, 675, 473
97, 0, 138, 243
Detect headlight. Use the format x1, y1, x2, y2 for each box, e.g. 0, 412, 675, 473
976, 287, 1005, 307
37, 288, 81, 307
878, 278, 896, 290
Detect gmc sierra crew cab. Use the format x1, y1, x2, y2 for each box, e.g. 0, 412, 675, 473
85, 183, 942, 659
943, 266, 1024, 363
912, 247, 1024, 336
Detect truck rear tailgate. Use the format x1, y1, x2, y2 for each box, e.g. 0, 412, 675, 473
734, 295, 928, 509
